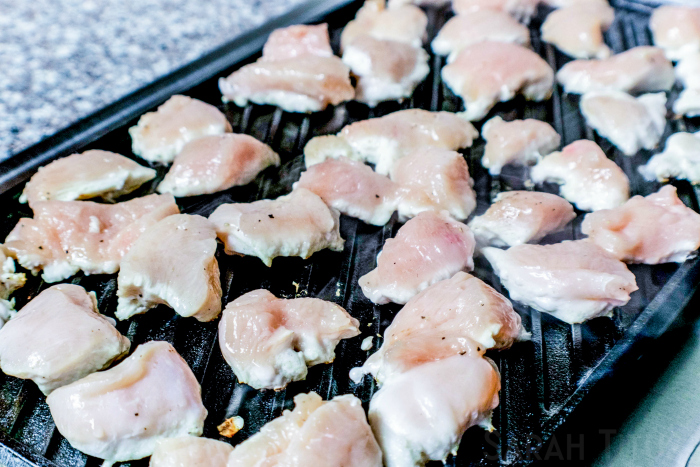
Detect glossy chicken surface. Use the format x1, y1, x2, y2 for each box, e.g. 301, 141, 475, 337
639, 132, 700, 184
149, 437, 232, 467
541, 2, 614, 59
452, 0, 539, 23
650, 5, 700, 60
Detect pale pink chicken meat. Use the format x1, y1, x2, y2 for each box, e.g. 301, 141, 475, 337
480, 116, 561, 175
227, 392, 382, 467
157, 134, 280, 197
582, 185, 700, 264
0, 245, 25, 328
541, 2, 614, 59
149, 437, 232, 467
294, 157, 400, 226
218, 289, 359, 389
20, 150, 156, 206
452, 0, 539, 23
469, 191, 575, 247
441, 41, 554, 121
650, 5, 700, 60
4, 194, 179, 283
340, 0, 428, 49
359, 211, 476, 305
639, 132, 700, 184
483, 240, 638, 323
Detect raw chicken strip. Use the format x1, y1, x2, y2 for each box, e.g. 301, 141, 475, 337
541, 2, 614, 59
129, 95, 232, 164
556, 46, 674, 94
4, 194, 179, 283
530, 140, 629, 211
340, 0, 427, 49
294, 157, 400, 226
483, 240, 638, 323
650, 5, 700, 60
469, 191, 575, 247
0, 245, 25, 329
580, 91, 667, 156
441, 42, 554, 121
218, 289, 359, 389
480, 116, 560, 175
227, 392, 382, 467
368, 355, 500, 467
582, 185, 700, 264
20, 150, 156, 206
116, 214, 222, 322
157, 134, 280, 197
219, 24, 354, 113
304, 109, 478, 174
452, 0, 539, 23
391, 148, 476, 221
0, 284, 130, 395
359, 212, 476, 305
639, 132, 700, 184
150, 437, 232, 467
47, 341, 207, 465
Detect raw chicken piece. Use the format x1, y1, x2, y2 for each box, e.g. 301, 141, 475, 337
391, 148, 476, 221
294, 157, 400, 226
304, 109, 478, 175
541, 2, 614, 59
530, 140, 629, 211
469, 191, 575, 247
340, 0, 427, 49
483, 240, 638, 323
675, 53, 700, 90
116, 214, 222, 322
556, 46, 674, 94
368, 355, 500, 467
4, 194, 179, 283
157, 134, 280, 197
581, 185, 700, 264
20, 150, 156, 206
452, 0, 539, 23
480, 116, 560, 175
639, 132, 700, 184
650, 5, 700, 61
218, 289, 359, 389
0, 245, 25, 329
544, 0, 610, 7
580, 91, 667, 156
149, 437, 232, 467
388, 0, 449, 5
359, 212, 476, 305
227, 392, 382, 467
0, 284, 130, 395
47, 341, 207, 465
674, 89, 700, 117
441, 42, 554, 121
129, 95, 232, 164
208, 188, 344, 266
219, 24, 354, 113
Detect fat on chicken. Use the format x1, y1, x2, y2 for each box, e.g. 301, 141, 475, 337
541, 2, 614, 59
149, 437, 232, 467
650, 5, 700, 61
639, 132, 700, 184
47, 341, 207, 465
0, 245, 25, 329
208, 188, 344, 267
340, 0, 427, 49
452, 0, 539, 23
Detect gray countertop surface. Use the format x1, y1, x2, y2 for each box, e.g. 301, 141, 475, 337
0, 0, 307, 161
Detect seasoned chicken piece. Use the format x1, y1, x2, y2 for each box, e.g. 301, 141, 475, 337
541, 2, 614, 59
359, 212, 476, 305
149, 437, 232, 467
650, 5, 700, 61
580, 91, 667, 156
639, 132, 700, 184
47, 341, 207, 465
0, 245, 25, 328
129, 95, 232, 164
294, 157, 400, 226
341, 0, 428, 49
391, 148, 476, 221
469, 191, 575, 247
20, 150, 156, 206
432, 10, 530, 60
582, 186, 700, 264
218, 289, 359, 389
304, 109, 478, 174
157, 134, 280, 197
228, 392, 382, 467
116, 214, 221, 322
0, 284, 129, 395
452, 0, 539, 23
483, 240, 638, 323
442, 42, 554, 121
530, 140, 629, 211
480, 116, 560, 175
209, 189, 343, 266
219, 24, 354, 113
556, 46, 674, 94
368, 355, 500, 467
4, 194, 179, 283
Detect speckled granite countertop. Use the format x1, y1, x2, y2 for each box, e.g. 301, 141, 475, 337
0, 0, 308, 161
